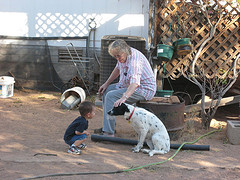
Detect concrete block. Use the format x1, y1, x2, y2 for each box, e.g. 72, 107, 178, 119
95, 96, 102, 107
227, 120, 240, 145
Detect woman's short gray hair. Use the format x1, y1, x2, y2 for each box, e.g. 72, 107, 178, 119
108, 39, 131, 57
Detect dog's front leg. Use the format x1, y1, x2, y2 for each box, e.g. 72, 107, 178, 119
132, 130, 147, 153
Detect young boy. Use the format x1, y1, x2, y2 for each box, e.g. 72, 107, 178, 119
64, 101, 96, 155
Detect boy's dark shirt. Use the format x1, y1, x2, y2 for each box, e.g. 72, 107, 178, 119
64, 116, 88, 142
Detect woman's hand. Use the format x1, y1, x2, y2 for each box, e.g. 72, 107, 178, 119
114, 96, 127, 107
114, 83, 138, 107
98, 83, 108, 95
98, 67, 120, 95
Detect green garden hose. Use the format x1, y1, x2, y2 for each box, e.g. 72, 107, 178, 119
123, 127, 222, 172
18, 127, 222, 180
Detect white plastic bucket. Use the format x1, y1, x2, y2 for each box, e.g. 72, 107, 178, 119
60, 87, 86, 109
0, 76, 15, 98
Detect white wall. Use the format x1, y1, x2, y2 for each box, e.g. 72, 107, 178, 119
0, 0, 149, 48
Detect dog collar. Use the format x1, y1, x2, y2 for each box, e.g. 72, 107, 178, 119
127, 107, 135, 121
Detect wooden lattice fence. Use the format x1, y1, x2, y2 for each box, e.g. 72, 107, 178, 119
153, 0, 240, 80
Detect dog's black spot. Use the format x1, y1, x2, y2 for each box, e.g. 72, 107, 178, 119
155, 125, 158, 127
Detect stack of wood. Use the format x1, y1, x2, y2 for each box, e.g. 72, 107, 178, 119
140, 96, 181, 104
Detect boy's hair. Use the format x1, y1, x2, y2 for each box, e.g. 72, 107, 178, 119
78, 101, 95, 117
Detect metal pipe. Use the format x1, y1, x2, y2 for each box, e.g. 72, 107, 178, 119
0, 35, 89, 40
88, 18, 100, 66
66, 43, 91, 96
91, 134, 210, 151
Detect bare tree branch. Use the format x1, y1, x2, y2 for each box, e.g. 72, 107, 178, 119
183, 1, 239, 128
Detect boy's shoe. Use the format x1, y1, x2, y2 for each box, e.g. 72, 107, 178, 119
68, 145, 81, 155
78, 143, 87, 149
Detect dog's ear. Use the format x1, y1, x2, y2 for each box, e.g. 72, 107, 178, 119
121, 103, 130, 112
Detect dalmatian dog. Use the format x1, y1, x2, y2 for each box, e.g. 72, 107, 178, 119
108, 103, 170, 156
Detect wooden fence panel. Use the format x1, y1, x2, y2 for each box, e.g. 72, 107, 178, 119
154, 0, 240, 80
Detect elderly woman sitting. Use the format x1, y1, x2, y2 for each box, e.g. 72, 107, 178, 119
95, 39, 156, 137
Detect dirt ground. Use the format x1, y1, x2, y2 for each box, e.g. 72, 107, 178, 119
0, 89, 240, 180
